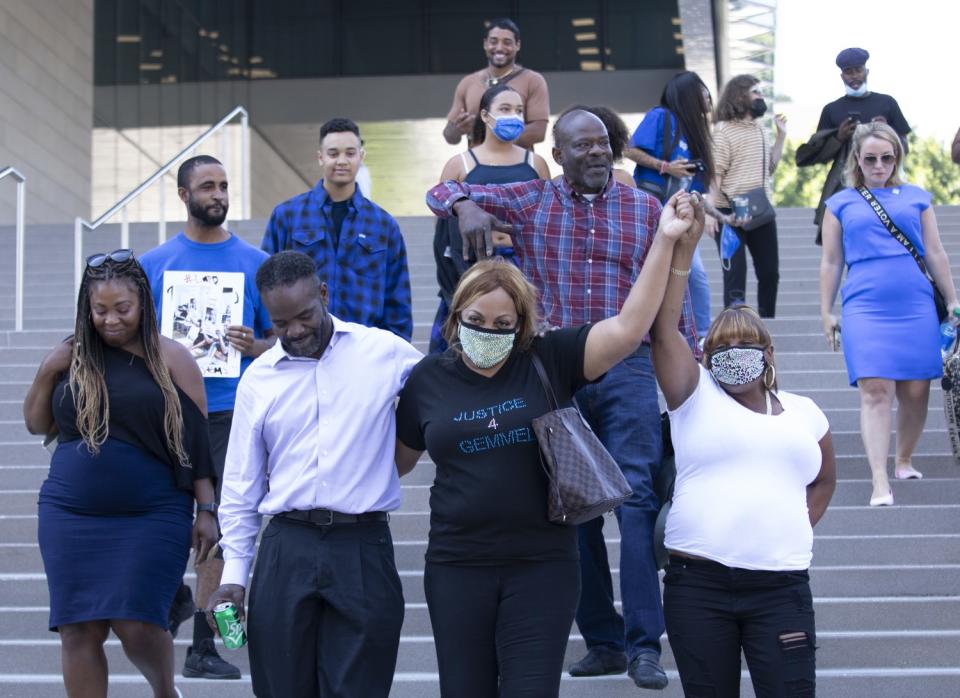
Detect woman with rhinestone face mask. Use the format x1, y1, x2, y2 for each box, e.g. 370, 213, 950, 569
395, 191, 701, 697
651, 267, 837, 695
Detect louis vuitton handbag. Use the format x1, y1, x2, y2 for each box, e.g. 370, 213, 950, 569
529, 352, 633, 525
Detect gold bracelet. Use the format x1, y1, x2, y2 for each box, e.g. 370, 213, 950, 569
670, 267, 691, 277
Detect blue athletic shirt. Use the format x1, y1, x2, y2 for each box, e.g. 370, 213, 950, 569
139, 232, 272, 413
629, 106, 706, 193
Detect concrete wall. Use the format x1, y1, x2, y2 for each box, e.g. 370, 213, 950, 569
0, 1, 93, 224
250, 128, 311, 219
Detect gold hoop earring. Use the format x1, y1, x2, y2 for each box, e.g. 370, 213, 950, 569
763, 364, 776, 390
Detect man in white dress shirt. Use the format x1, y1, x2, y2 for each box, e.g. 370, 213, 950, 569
207, 251, 422, 698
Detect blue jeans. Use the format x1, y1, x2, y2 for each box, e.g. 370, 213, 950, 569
574, 347, 664, 659
689, 247, 711, 336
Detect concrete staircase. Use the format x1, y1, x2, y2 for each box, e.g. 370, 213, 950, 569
1, 208, 960, 697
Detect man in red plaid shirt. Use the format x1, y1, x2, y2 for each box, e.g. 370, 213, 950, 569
426, 108, 698, 690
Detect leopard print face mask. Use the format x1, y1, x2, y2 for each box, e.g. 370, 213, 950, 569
709, 347, 765, 386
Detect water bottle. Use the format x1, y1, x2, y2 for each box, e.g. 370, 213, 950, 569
939, 308, 960, 359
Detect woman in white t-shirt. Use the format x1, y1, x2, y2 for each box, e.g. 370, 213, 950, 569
650, 244, 836, 696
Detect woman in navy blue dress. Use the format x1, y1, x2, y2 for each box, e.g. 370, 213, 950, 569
23, 250, 218, 698
819, 122, 959, 506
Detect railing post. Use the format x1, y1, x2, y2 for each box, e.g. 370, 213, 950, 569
121, 207, 129, 250
14, 177, 25, 332
158, 183, 165, 246
74, 218, 84, 301
241, 111, 251, 220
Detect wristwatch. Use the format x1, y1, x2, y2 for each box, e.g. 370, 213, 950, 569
197, 502, 217, 515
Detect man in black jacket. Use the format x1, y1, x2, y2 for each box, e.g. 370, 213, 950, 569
796, 47, 910, 244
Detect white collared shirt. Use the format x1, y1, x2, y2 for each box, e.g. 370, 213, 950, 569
218, 315, 423, 586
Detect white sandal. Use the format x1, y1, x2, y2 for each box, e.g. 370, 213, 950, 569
894, 464, 923, 480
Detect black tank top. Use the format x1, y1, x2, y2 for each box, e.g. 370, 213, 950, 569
462, 149, 540, 185
52, 344, 214, 491
434, 150, 540, 302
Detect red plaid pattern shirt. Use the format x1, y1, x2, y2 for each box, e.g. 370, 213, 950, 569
427, 176, 698, 345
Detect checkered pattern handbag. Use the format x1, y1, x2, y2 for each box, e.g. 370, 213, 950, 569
529, 352, 633, 525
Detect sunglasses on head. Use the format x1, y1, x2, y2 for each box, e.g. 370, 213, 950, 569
86, 249, 134, 268
862, 154, 896, 165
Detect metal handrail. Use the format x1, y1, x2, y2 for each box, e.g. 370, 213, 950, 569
0, 167, 26, 331
75, 105, 251, 295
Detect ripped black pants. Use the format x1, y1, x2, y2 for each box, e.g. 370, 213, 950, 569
663, 555, 816, 698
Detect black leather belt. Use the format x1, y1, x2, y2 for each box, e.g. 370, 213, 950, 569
275, 509, 389, 526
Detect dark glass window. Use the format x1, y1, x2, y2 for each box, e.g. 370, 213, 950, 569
95, 0, 682, 85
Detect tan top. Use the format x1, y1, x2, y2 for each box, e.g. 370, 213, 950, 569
445, 66, 550, 128
713, 119, 773, 208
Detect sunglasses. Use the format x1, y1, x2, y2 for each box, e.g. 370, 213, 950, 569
862, 154, 896, 165
86, 249, 134, 268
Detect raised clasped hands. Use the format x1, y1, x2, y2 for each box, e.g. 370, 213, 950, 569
659, 190, 705, 247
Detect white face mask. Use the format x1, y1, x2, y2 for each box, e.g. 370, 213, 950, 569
844, 82, 868, 98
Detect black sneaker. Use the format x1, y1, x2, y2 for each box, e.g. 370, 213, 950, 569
627, 652, 668, 690
182, 638, 242, 680
167, 584, 195, 639
568, 647, 628, 676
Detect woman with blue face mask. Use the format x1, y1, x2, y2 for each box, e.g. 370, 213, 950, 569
397, 192, 702, 698
430, 84, 552, 354
650, 240, 837, 696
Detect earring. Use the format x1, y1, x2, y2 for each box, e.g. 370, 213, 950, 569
763, 364, 776, 390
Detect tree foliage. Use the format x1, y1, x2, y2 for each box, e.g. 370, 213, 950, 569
772, 133, 960, 207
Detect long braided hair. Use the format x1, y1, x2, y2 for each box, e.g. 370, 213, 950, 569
70, 255, 191, 467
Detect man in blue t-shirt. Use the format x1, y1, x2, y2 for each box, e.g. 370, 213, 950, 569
140, 155, 273, 681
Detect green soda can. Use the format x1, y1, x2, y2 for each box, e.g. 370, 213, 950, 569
213, 602, 247, 649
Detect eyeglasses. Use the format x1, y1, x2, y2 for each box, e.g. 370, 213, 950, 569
862, 154, 896, 165
86, 249, 134, 268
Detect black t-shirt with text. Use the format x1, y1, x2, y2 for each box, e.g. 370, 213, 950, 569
396, 325, 593, 564
816, 92, 910, 136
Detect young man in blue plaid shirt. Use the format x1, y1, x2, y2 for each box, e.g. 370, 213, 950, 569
261, 118, 413, 340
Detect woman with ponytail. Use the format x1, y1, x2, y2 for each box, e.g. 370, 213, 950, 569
429, 83, 551, 353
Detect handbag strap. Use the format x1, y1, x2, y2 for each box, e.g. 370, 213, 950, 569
855, 185, 934, 283
529, 350, 559, 411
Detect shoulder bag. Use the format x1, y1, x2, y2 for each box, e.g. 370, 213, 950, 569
855, 186, 948, 322
724, 129, 776, 231
529, 351, 632, 525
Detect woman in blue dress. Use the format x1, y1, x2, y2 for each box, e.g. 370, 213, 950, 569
819, 122, 959, 506
23, 250, 218, 697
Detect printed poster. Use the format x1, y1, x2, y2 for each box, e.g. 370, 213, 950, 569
160, 271, 244, 378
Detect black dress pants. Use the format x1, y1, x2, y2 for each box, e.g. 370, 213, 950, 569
424, 560, 580, 698
663, 556, 816, 698
247, 517, 404, 698
715, 210, 780, 317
